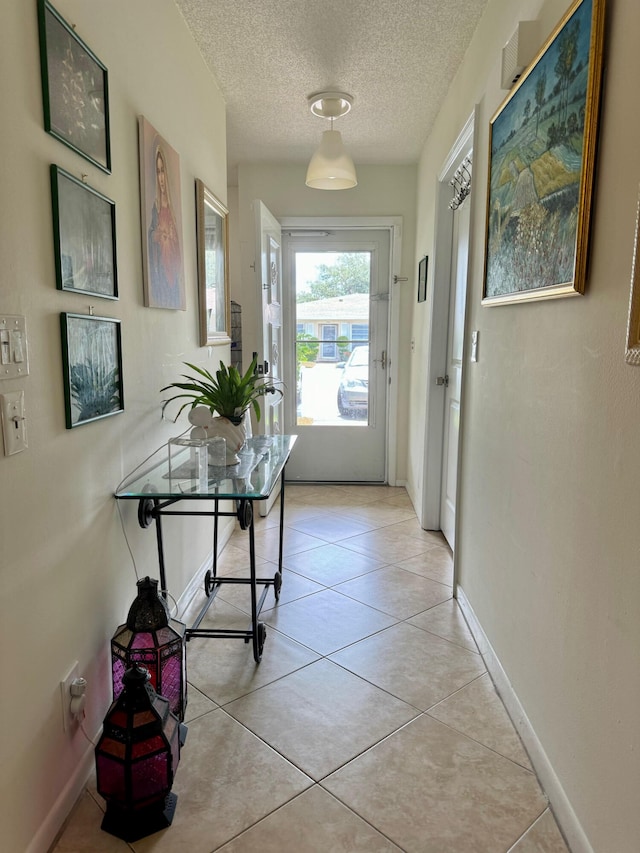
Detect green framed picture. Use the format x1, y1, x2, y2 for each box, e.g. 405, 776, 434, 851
60, 313, 124, 428
37, 0, 111, 173
50, 166, 118, 299
482, 0, 605, 304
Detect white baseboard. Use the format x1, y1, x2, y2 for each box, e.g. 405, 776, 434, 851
456, 586, 593, 853
27, 743, 95, 853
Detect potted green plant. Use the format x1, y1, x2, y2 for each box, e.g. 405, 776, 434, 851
161, 356, 281, 463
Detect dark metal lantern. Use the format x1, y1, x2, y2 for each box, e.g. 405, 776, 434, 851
95, 665, 186, 841
111, 576, 187, 720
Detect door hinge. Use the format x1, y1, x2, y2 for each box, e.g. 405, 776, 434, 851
436, 374, 449, 387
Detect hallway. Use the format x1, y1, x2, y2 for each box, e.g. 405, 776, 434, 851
55, 485, 568, 852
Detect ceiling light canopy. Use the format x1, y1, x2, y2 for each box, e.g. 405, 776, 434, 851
305, 91, 357, 191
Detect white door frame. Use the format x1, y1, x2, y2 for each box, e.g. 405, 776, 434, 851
421, 109, 478, 553
279, 216, 403, 485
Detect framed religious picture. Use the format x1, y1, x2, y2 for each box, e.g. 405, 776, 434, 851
37, 0, 111, 172
482, 0, 605, 305
138, 116, 185, 310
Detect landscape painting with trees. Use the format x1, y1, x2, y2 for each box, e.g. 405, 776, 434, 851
483, 0, 604, 304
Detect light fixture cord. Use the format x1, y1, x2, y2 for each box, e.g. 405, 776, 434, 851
115, 427, 190, 598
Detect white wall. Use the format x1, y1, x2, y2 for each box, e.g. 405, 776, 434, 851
409, 0, 640, 850
0, 3, 228, 850
232, 162, 417, 482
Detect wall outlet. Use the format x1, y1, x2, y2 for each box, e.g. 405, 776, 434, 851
60, 662, 80, 733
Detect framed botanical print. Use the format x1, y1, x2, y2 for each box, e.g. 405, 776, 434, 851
60, 313, 124, 428
196, 179, 230, 344
482, 0, 605, 305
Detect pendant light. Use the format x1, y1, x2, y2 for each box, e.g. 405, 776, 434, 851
305, 92, 357, 190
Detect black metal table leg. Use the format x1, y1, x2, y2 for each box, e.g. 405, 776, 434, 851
137, 496, 168, 598
246, 500, 265, 663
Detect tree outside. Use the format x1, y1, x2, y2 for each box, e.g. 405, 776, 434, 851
297, 253, 370, 303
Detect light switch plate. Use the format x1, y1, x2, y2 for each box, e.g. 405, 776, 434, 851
0, 315, 29, 379
1, 390, 27, 455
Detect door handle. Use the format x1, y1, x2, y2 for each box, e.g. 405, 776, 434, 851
252, 352, 269, 375
436, 374, 449, 387
373, 350, 387, 370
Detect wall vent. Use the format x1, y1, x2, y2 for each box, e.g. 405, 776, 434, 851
501, 21, 540, 89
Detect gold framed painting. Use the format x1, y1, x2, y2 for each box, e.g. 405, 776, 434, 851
482, 0, 605, 305
626, 189, 640, 365
195, 179, 230, 345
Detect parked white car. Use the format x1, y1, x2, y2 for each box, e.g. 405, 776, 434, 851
336, 345, 368, 418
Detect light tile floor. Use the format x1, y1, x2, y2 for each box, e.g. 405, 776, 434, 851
54, 485, 569, 853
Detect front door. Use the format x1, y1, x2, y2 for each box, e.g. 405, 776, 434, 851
282, 230, 390, 482
440, 199, 470, 547
255, 200, 284, 437
255, 200, 284, 515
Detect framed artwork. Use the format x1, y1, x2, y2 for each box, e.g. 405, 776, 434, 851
196, 179, 230, 344
60, 313, 124, 428
50, 166, 117, 299
418, 256, 428, 303
482, 0, 605, 305
138, 116, 185, 310
626, 188, 640, 365
37, 0, 111, 173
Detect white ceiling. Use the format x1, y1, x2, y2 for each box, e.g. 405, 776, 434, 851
174, 0, 491, 182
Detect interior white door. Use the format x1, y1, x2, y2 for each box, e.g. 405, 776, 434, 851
254, 200, 283, 514
440, 199, 470, 548
282, 230, 390, 482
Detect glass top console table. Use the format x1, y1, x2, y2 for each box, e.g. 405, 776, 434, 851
115, 435, 297, 662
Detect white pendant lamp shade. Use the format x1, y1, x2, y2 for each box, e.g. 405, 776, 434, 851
305, 91, 357, 190
306, 130, 357, 190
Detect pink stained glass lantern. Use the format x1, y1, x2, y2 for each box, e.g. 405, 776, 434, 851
111, 577, 187, 720
95, 665, 186, 842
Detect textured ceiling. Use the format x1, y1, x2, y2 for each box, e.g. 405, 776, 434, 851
174, 0, 490, 181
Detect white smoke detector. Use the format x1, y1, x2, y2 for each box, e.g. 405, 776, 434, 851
501, 21, 540, 89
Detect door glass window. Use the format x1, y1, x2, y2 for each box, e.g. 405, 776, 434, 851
295, 251, 371, 427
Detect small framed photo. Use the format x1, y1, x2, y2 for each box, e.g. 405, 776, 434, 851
37, 0, 111, 173
196, 179, 230, 344
418, 256, 428, 303
60, 313, 124, 428
138, 116, 185, 310
50, 166, 117, 299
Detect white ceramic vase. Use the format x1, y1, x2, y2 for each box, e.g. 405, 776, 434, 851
188, 407, 246, 464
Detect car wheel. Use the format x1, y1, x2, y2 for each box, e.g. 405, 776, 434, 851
337, 388, 348, 416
